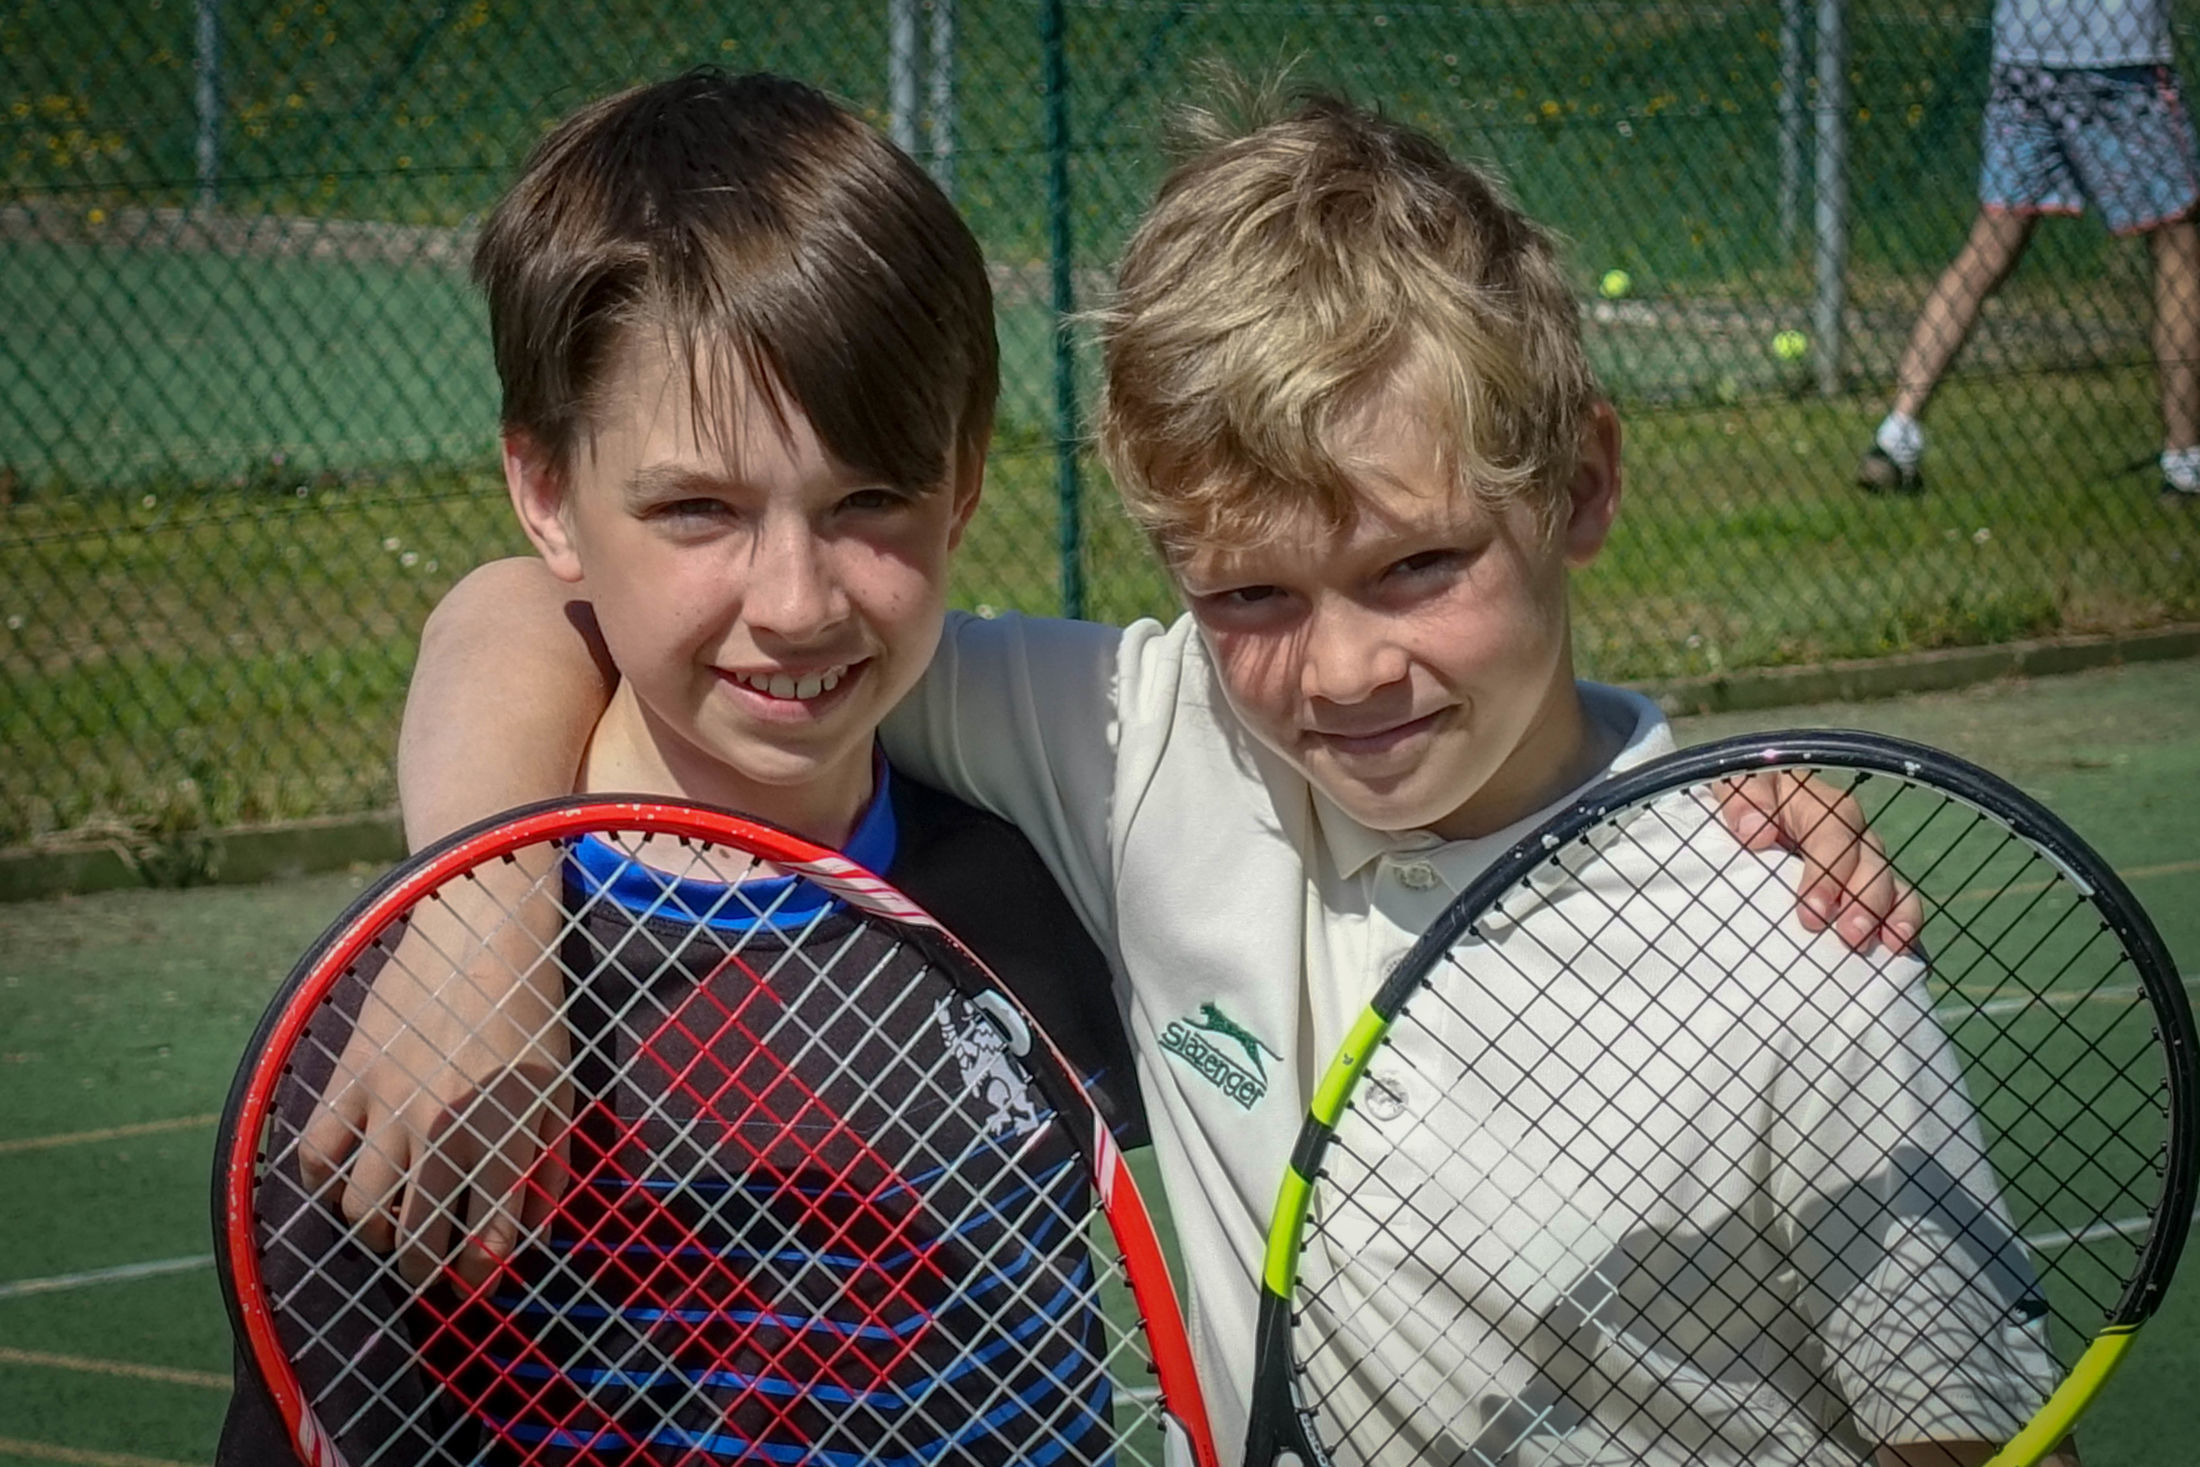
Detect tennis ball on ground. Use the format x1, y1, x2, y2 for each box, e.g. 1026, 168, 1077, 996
1599, 268, 1632, 299
1773, 329, 1809, 361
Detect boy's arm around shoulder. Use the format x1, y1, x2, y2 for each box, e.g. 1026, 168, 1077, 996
300, 556, 613, 1286
397, 556, 616, 846
884, 610, 1189, 951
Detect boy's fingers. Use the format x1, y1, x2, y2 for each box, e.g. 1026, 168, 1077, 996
1772, 774, 1868, 932
1728, 770, 1919, 953
522, 1113, 574, 1233
298, 1079, 366, 1191
449, 1070, 568, 1288
396, 1141, 466, 1290
1885, 882, 1924, 953
454, 1141, 530, 1292
1714, 776, 1782, 850
337, 1117, 406, 1256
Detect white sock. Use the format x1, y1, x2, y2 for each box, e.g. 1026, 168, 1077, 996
1875, 412, 1925, 469
2163, 445, 2200, 494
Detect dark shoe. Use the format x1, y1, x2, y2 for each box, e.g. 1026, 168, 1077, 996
1857, 445, 1922, 495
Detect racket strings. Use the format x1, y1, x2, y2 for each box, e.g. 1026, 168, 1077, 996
1873, 791, 2172, 1293
482, 945, 1021, 1454
466, 957, 903, 1449
251, 827, 1180, 1465
1309, 837, 1875, 1459
1288, 771, 2170, 1465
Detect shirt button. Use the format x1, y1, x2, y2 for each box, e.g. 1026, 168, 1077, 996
1396, 860, 1439, 890
1362, 1070, 1409, 1120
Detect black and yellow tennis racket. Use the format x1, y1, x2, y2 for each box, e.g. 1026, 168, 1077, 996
1246, 730, 2195, 1467
216, 797, 1216, 1467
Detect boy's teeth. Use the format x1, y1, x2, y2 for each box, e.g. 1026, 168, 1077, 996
737, 665, 848, 701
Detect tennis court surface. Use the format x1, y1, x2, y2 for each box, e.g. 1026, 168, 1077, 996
3, 657, 2195, 1467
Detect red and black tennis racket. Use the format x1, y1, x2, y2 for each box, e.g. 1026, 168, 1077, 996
215, 797, 1215, 1467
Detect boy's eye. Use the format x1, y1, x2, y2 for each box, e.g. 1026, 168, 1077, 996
1207, 584, 1280, 606
839, 486, 909, 514
1390, 549, 1460, 579
657, 497, 730, 521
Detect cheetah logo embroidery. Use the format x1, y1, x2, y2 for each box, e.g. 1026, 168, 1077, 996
1189, 1002, 1282, 1083
1159, 1001, 1281, 1110
934, 997, 1041, 1138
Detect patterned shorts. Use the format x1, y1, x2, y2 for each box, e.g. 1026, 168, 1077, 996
1979, 63, 2200, 234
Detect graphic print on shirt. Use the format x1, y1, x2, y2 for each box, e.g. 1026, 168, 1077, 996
412, 892, 1118, 1465
1160, 1002, 1282, 1111
934, 995, 1043, 1137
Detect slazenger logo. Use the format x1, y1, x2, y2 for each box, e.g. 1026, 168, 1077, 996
1160, 1002, 1282, 1111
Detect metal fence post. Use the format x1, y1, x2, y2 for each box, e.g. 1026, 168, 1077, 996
1042, 0, 1082, 619
888, 0, 919, 156
928, 0, 956, 197
1778, 0, 1806, 260
194, 0, 221, 212
1813, 0, 1849, 396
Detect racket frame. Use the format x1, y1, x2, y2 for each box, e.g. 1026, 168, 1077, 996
1244, 729, 2198, 1467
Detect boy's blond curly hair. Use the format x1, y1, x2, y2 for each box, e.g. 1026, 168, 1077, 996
1098, 88, 1598, 561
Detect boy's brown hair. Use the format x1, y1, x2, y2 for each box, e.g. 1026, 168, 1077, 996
474, 69, 997, 492
1098, 90, 1597, 560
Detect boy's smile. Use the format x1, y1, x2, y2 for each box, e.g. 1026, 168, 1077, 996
1176, 391, 1623, 841
506, 334, 978, 844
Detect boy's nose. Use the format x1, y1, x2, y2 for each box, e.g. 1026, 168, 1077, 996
743, 521, 847, 641
1299, 603, 1408, 705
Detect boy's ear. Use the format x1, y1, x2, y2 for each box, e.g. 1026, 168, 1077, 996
502, 429, 585, 584
1560, 400, 1624, 569
944, 434, 988, 552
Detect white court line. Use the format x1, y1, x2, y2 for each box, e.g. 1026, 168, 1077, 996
1935, 971, 2199, 1024
0, 1114, 217, 1156
0, 1436, 194, 1467
0, 1254, 214, 1301
2026, 1207, 2200, 1253
0, 1346, 228, 1391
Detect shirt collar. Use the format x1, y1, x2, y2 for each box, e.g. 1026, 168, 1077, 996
1313, 683, 1676, 880
569, 746, 900, 928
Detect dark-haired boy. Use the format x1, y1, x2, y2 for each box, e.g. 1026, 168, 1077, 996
220, 69, 1141, 1466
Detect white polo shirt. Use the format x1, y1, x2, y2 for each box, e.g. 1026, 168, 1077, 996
883, 610, 1679, 1459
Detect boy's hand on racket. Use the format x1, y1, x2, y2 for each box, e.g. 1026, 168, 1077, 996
298, 856, 573, 1291
1718, 769, 1922, 953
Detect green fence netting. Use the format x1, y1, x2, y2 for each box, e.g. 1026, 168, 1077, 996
4, 0, 2196, 851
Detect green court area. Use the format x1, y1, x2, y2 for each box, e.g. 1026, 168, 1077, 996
0, 236, 1075, 490
1, 658, 2196, 1466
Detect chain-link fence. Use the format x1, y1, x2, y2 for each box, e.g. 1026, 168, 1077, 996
5, 0, 2197, 853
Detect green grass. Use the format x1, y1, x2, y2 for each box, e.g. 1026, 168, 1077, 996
3, 0, 2173, 486
0, 236, 497, 486
4, 0, 2197, 847
7, 366, 2197, 848
10, 0, 2176, 277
